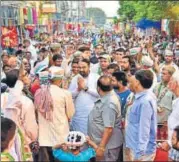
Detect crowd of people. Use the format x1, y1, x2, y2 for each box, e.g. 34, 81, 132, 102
1, 31, 179, 161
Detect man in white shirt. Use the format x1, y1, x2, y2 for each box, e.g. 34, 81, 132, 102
160, 71, 179, 160
23, 39, 37, 63
69, 58, 100, 135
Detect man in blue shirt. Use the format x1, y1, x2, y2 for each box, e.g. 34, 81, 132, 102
112, 71, 131, 118
125, 70, 157, 161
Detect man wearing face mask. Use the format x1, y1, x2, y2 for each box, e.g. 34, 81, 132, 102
88, 75, 123, 161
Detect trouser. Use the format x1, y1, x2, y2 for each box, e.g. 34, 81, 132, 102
37, 146, 57, 162
117, 144, 123, 162
101, 146, 122, 161
126, 148, 156, 161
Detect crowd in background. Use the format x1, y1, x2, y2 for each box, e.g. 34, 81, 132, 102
1, 32, 179, 161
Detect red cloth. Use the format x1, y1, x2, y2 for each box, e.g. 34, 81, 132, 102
154, 148, 168, 161
1, 27, 18, 48
157, 125, 168, 140
23, 8, 27, 15
30, 80, 40, 96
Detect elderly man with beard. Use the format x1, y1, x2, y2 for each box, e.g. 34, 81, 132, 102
153, 65, 176, 141
160, 71, 179, 161
69, 59, 99, 135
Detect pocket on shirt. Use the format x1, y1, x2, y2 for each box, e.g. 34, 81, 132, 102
128, 112, 139, 124
92, 109, 102, 124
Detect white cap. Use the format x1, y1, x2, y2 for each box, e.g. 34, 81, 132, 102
141, 56, 154, 67
165, 50, 173, 56
66, 131, 86, 149
49, 66, 64, 80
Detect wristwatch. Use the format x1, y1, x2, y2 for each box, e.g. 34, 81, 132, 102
84, 86, 88, 92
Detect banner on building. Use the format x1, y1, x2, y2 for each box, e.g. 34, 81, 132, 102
42, 4, 56, 13
1, 27, 18, 48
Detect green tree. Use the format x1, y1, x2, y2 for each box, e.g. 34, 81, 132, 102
118, 1, 136, 22
113, 16, 119, 24
86, 7, 107, 26
118, 0, 179, 22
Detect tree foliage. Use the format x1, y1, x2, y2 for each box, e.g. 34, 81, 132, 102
113, 16, 119, 24
118, 1, 179, 22
85, 7, 107, 26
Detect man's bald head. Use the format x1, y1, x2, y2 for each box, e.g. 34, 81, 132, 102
97, 75, 113, 92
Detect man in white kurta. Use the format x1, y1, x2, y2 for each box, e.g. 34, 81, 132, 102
69, 59, 100, 135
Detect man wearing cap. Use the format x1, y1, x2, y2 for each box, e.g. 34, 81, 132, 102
36, 68, 75, 161
159, 50, 178, 73
50, 43, 62, 55
141, 56, 158, 89
91, 53, 111, 76
30, 56, 50, 95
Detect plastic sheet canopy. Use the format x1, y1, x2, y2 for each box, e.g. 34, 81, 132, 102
136, 18, 161, 30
